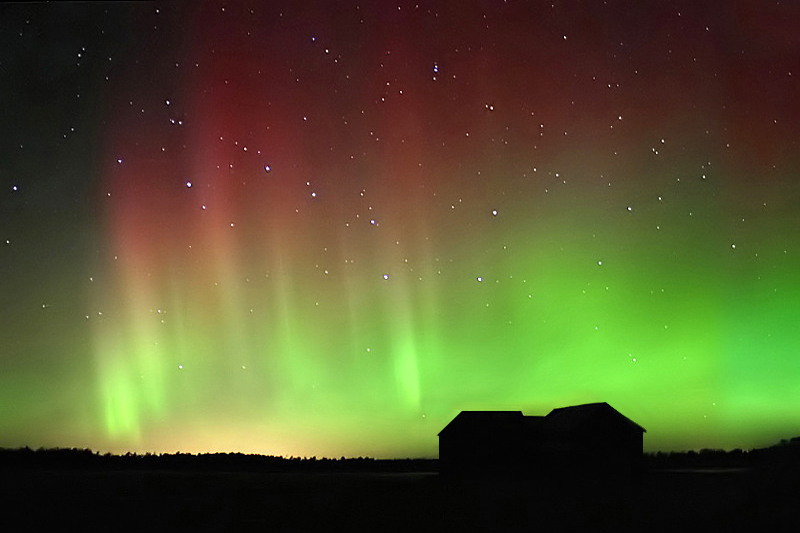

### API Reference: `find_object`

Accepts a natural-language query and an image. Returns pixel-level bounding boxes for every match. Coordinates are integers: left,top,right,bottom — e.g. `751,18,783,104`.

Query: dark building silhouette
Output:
438,402,646,480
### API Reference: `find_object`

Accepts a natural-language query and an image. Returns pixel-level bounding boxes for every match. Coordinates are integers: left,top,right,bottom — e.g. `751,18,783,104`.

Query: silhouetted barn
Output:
438,402,645,480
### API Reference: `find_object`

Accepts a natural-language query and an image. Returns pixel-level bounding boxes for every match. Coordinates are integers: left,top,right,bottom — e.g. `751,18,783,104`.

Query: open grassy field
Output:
3,467,798,532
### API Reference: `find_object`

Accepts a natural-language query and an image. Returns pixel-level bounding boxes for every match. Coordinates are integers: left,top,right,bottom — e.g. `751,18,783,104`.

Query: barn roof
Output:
437,411,524,436
439,402,646,437
545,402,646,433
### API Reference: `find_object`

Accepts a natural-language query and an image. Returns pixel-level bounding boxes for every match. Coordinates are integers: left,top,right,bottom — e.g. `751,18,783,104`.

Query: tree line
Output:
0,447,438,473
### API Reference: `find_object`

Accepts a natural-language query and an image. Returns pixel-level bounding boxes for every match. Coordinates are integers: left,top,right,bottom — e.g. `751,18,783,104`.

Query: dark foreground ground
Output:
3,466,799,532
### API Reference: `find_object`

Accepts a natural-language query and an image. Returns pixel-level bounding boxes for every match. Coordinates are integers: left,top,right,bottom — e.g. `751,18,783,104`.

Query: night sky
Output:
2,1,800,458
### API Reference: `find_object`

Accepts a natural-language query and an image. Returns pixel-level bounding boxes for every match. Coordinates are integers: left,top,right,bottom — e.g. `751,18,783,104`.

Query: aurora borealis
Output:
2,1,800,458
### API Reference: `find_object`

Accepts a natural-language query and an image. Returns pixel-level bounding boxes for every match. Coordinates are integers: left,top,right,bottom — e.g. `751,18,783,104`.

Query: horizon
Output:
4,404,798,459
2,1,800,459
6,431,800,459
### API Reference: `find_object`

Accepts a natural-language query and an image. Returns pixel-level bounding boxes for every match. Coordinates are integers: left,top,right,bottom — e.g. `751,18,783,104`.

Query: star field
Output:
1,1,800,457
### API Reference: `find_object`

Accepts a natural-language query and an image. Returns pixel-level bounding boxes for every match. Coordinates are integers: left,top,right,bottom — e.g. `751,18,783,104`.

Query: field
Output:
3,467,799,531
